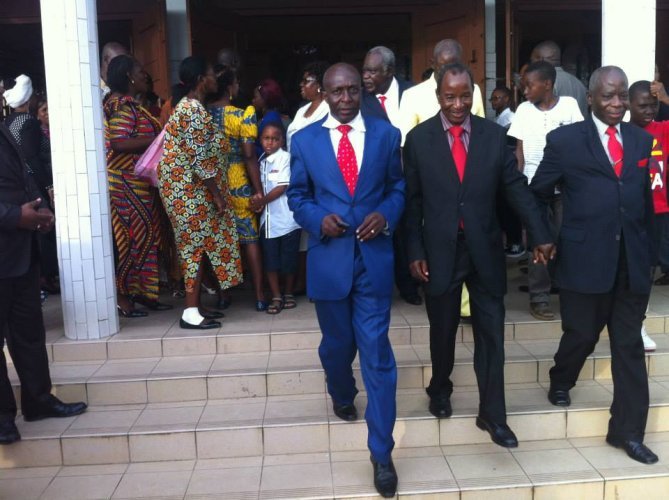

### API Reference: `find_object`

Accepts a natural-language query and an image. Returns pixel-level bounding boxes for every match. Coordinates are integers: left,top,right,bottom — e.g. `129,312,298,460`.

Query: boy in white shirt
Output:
508,60,583,321
252,122,301,314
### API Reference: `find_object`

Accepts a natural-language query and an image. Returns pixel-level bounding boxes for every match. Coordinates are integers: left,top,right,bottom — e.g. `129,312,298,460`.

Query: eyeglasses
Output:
300,77,317,85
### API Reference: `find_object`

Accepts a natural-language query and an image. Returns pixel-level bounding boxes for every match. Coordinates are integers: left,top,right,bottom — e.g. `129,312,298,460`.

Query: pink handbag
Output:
134,128,165,187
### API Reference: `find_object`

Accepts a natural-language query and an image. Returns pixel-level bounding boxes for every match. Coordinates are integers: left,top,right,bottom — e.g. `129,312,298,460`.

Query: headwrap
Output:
4,74,33,109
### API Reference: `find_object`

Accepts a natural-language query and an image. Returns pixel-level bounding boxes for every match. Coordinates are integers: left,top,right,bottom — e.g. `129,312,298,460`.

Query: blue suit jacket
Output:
287,115,405,300
530,118,655,295
360,78,413,122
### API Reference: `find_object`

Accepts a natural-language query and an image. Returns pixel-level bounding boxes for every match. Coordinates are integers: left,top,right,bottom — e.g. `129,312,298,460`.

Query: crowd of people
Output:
2,35,669,497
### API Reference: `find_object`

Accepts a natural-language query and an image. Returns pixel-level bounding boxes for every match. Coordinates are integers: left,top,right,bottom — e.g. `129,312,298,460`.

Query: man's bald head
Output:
323,63,362,124
432,39,463,70
530,40,561,67
323,63,361,88
589,65,627,93
101,42,129,82
217,48,241,71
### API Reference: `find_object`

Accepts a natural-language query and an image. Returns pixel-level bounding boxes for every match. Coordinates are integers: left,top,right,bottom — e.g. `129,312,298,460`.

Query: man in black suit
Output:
531,66,659,464
0,123,87,445
403,63,554,447
360,46,420,305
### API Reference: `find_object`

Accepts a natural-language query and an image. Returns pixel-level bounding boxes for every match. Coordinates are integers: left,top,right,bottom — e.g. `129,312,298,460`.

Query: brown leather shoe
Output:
530,302,555,321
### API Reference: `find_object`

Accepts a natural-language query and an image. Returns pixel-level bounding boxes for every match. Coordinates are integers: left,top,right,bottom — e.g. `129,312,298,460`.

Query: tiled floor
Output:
2,433,669,499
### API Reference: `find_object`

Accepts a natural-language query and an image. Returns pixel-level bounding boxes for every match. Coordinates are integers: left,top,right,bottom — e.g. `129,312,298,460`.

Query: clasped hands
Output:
18,198,55,233
321,212,385,242
409,243,556,282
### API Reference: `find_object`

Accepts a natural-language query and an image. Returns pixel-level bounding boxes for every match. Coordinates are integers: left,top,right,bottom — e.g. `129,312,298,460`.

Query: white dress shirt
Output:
591,112,623,164
286,100,329,151
376,77,401,128
322,111,366,170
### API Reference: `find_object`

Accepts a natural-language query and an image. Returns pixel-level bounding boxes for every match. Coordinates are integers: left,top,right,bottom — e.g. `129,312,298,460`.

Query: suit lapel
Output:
354,117,379,200
427,115,461,187
315,124,352,200
585,118,618,179
619,122,637,178
461,116,484,190
0,124,27,182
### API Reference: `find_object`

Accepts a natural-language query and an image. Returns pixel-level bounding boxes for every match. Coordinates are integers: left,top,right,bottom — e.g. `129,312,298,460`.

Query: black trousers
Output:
550,246,649,441
393,214,419,297
0,261,52,421
424,237,507,422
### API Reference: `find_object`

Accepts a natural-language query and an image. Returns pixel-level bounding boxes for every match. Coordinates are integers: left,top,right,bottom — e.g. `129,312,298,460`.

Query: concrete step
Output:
3,382,669,469
2,437,669,499
11,336,669,406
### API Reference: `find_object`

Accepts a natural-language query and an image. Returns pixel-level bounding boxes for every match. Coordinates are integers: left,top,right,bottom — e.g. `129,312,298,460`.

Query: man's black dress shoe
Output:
23,394,87,422
201,310,225,320
179,318,221,330
370,456,398,498
131,295,174,311
606,436,659,464
0,420,21,444
548,387,571,407
400,293,422,306
333,401,358,421
428,395,452,418
476,416,518,448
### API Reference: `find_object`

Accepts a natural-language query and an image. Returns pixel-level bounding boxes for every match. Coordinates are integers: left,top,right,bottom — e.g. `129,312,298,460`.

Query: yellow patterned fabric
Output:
158,97,243,292
209,105,259,244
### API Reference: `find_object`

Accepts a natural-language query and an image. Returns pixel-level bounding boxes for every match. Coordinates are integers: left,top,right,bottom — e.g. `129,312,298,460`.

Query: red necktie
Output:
378,95,387,113
606,126,623,177
449,125,467,182
336,124,358,196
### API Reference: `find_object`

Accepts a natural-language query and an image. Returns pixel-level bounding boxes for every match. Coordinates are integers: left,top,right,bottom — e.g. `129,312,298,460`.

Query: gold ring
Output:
371,229,375,234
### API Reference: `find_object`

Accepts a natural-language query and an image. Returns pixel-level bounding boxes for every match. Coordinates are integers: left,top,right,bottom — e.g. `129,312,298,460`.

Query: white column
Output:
602,0,656,84
40,0,119,340
484,0,496,118
166,0,191,83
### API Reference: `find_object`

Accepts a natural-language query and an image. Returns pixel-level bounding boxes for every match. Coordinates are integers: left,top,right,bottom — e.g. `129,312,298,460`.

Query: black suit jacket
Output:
0,123,42,279
404,114,551,297
530,118,655,295
360,77,412,121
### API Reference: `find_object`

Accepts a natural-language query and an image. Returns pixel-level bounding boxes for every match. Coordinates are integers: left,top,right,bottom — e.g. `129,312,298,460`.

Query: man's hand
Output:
321,214,348,238
17,199,54,232
356,212,386,242
250,193,264,213
409,260,430,282
532,243,556,265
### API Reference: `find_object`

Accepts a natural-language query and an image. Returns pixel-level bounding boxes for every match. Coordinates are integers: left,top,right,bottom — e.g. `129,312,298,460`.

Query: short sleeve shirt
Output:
259,148,300,238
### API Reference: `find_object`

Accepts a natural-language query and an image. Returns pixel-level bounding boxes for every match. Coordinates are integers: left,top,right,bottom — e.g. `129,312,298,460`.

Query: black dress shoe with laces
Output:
428,395,452,418
476,416,518,448
180,318,221,330
606,436,659,464
23,394,87,422
370,456,398,498
548,387,571,407
333,401,358,421
0,420,21,445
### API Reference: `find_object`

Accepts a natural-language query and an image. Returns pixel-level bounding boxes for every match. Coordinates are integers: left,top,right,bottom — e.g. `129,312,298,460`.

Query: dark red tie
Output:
336,124,358,195
378,95,387,113
606,126,623,177
449,125,467,182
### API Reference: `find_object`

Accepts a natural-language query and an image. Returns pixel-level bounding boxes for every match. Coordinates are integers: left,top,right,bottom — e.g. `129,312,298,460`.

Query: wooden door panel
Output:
132,0,169,99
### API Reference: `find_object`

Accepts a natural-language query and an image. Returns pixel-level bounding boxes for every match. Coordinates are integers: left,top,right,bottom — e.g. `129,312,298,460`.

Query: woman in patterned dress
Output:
104,55,172,317
159,57,243,329
208,67,267,311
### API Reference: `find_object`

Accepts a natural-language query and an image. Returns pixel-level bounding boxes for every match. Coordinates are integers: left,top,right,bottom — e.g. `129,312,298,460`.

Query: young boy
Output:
629,80,669,352
508,60,583,321
252,122,301,314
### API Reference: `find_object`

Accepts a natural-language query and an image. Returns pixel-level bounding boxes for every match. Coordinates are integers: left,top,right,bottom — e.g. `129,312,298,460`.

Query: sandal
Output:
266,297,284,315
283,294,297,309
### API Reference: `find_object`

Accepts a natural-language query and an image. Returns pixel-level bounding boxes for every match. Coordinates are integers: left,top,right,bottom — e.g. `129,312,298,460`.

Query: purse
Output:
134,127,165,187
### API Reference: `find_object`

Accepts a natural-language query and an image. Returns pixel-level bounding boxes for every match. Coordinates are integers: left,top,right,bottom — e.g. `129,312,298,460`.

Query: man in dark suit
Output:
0,123,87,445
360,46,420,306
531,66,659,464
403,63,553,448
288,63,405,497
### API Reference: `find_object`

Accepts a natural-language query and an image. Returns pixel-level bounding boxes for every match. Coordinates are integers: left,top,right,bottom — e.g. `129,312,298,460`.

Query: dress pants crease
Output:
315,246,397,464
425,238,507,423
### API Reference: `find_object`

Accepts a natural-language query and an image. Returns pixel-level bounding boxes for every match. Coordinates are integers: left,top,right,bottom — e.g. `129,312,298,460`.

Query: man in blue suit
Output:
288,63,405,498
531,66,659,464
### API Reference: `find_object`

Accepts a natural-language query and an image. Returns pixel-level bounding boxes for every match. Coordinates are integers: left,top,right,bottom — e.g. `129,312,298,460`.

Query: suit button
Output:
616,234,621,241
620,207,625,213
459,202,464,206
619,181,624,186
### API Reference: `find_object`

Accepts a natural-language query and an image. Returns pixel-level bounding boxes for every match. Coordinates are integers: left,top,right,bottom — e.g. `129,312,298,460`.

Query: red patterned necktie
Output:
336,124,358,195
378,95,387,113
606,126,623,177
449,125,467,182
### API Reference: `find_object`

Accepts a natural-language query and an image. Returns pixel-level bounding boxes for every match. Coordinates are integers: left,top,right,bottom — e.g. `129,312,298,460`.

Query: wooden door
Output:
131,0,169,98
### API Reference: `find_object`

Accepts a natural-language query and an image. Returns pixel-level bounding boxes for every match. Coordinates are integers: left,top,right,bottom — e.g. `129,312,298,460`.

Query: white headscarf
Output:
4,74,33,109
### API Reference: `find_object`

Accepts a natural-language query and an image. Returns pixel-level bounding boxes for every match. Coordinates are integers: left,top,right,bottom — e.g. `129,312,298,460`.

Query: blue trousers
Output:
314,250,397,464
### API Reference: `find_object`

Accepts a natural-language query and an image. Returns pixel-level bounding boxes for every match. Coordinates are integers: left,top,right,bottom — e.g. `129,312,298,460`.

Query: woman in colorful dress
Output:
208,67,266,311
104,55,172,317
159,57,243,329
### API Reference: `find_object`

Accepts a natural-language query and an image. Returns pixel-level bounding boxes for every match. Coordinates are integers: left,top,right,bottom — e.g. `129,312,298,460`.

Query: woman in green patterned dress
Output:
158,57,243,329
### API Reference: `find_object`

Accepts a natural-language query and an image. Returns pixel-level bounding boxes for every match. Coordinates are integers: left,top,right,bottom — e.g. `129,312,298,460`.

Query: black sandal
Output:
283,294,297,309
266,297,284,315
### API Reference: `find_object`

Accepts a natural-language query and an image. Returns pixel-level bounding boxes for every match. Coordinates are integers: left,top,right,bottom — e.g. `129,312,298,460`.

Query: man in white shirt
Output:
508,60,583,321
360,46,420,306
490,86,515,129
